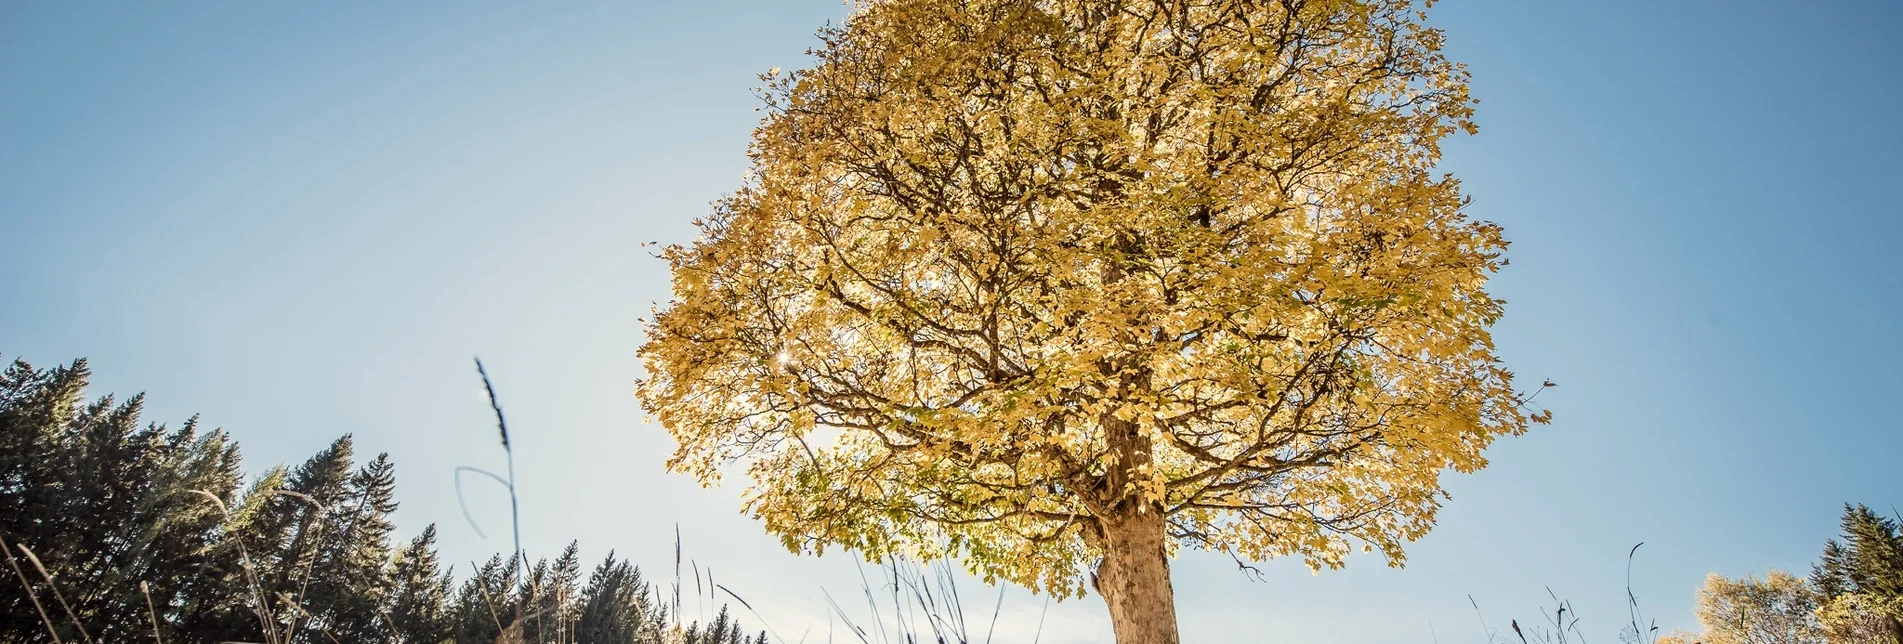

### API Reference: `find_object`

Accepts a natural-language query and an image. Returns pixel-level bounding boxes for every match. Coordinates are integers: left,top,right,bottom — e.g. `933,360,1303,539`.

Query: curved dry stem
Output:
0,535,64,644
186,488,277,643
18,544,95,644
268,490,329,644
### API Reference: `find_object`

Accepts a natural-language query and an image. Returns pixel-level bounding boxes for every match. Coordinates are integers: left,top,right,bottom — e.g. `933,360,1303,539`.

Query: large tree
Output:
304,451,403,642
0,357,243,644
573,553,667,644
1680,570,1826,644
635,0,1545,641
1813,504,1903,644
385,526,453,644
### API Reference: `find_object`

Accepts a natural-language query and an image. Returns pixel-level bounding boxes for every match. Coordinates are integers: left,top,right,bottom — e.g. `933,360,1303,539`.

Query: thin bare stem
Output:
141,581,165,644
718,584,788,644
473,561,507,636
185,489,278,643
1030,595,1049,644
983,584,1005,644
522,556,543,644
271,490,329,644
474,358,523,574
1,535,64,644
18,544,95,644
378,609,401,643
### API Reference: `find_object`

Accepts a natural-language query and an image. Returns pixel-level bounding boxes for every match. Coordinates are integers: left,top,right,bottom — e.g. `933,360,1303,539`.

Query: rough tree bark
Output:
1092,365,1181,644
1094,506,1181,644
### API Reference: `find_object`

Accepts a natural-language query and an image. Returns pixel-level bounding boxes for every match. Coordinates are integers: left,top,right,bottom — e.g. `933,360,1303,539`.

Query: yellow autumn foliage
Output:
637,0,1542,599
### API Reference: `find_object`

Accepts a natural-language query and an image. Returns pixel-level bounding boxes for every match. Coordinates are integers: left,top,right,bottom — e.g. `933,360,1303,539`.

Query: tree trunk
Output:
1094,507,1180,644
1091,226,1177,643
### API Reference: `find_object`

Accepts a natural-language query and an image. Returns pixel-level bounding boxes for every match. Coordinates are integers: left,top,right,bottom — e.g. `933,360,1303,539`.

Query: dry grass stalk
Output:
18,543,95,644
1,535,64,644
141,581,165,644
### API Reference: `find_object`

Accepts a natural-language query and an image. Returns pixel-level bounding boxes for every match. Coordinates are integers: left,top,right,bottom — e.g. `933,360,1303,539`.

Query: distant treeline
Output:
1653,503,1903,644
0,355,764,644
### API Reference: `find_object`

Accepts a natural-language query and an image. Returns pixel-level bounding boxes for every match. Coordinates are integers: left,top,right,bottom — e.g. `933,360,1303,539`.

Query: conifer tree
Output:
177,436,360,642
449,553,521,644
575,553,666,644
0,357,243,643
306,452,402,641
517,556,555,643
3,354,767,644
267,437,358,640
514,543,583,644
1815,505,1903,598
95,418,244,643
386,525,453,644
1813,504,1903,643
539,542,585,642
683,605,768,644
176,464,300,641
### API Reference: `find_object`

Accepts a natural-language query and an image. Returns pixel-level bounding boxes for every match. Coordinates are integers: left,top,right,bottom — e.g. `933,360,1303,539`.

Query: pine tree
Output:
0,357,243,644
304,452,402,641
516,544,583,644
177,464,291,641
1814,505,1903,599
102,418,245,643
1812,504,1903,643
386,526,452,644
274,436,358,641
449,553,521,644
0,357,110,643
197,436,357,643
3,354,775,644
575,553,666,644
683,605,767,644
1818,539,1853,599
538,542,585,643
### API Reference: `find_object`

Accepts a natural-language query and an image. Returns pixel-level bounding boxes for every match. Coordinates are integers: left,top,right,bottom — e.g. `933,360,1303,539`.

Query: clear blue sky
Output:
3,1,1899,641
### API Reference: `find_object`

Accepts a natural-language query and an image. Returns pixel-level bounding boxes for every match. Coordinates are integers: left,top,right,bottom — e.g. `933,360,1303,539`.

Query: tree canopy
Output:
637,1,1545,631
